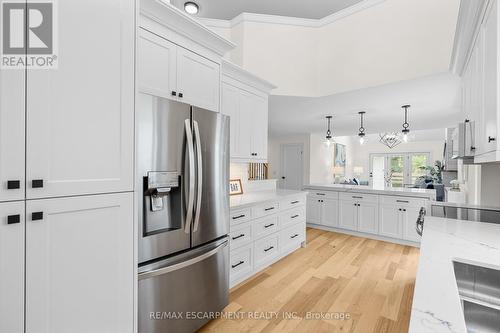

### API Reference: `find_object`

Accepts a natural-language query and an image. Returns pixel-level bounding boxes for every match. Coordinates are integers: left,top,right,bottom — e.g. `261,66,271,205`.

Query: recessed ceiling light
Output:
184,1,199,15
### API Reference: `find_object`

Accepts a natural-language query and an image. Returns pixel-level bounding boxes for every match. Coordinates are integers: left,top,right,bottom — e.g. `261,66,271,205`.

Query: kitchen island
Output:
303,184,436,245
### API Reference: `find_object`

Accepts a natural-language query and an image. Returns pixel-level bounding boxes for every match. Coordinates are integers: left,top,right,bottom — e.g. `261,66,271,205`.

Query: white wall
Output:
268,134,310,187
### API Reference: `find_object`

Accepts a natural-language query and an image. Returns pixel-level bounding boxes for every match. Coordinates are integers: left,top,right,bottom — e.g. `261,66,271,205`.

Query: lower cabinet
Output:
338,199,358,231
306,193,339,228
379,204,403,238
402,206,422,242
357,201,379,234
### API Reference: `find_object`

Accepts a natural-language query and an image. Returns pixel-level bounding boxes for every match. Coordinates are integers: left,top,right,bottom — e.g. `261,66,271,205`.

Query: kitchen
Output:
0,0,499,333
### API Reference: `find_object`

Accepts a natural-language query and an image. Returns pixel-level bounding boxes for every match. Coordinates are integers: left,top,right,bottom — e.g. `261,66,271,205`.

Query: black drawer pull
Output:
316,193,325,196
291,214,299,219
396,200,409,203
232,214,246,220
231,261,244,269
178,92,184,98
32,179,43,188
232,234,245,240
291,200,300,204
264,246,274,252
31,212,43,221
171,91,177,96
352,196,363,199
264,207,275,211
291,234,299,239
7,180,20,189
264,223,274,228
7,214,21,224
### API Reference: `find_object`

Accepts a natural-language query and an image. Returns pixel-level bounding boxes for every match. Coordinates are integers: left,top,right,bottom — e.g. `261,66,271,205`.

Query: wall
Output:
480,164,500,207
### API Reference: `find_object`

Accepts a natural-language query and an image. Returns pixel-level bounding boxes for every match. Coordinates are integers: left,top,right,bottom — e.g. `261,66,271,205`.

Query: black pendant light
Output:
401,105,410,142
324,115,333,147
358,111,366,145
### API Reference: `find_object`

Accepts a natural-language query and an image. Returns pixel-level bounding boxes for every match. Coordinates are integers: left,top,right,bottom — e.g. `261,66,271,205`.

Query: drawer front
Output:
309,190,339,199
254,234,279,267
230,222,253,249
280,195,306,211
280,222,305,252
252,201,280,219
230,244,253,281
379,195,426,207
339,192,378,203
252,215,279,240
280,206,306,227
230,208,252,226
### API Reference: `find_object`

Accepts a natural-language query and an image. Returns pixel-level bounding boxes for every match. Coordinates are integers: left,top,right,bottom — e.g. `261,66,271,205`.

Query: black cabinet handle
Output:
31,212,43,221
316,193,325,196
291,214,299,219
264,246,274,252
264,207,275,211
178,92,183,98
232,234,245,240
232,214,246,220
396,200,409,203
7,214,21,224
403,209,406,212
291,200,299,204
398,208,402,211
7,180,20,189
291,234,299,239
232,261,244,269
171,91,177,96
264,223,275,228
352,196,363,199
32,179,43,188
488,136,496,143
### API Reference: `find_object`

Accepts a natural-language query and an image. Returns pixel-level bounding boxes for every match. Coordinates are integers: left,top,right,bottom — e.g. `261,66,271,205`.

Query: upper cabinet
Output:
221,60,275,162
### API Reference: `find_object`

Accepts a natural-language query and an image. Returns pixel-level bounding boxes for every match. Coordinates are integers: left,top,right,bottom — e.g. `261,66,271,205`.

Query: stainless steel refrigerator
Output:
136,93,230,333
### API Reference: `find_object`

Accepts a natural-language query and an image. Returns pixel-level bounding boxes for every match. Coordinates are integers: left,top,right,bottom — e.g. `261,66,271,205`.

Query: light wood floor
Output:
199,228,420,333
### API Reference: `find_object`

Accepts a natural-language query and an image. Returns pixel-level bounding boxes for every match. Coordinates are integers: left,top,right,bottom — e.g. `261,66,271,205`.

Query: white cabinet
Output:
339,199,358,231
138,28,220,112
379,196,425,241
0,201,24,333
306,195,338,228
358,201,379,234
26,0,135,199
402,206,422,242
379,204,403,239
0,65,25,202
26,193,134,333
306,196,322,224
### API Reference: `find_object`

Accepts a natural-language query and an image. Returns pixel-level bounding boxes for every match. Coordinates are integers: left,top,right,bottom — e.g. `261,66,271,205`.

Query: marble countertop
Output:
409,216,500,332
303,183,436,199
230,189,306,209
430,200,500,212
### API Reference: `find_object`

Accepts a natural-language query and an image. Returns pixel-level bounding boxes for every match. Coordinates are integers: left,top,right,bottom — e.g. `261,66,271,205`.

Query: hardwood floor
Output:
199,228,420,333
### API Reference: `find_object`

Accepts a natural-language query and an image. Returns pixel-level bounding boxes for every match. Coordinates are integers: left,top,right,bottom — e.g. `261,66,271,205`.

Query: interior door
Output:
26,0,134,199
26,193,134,333
191,108,230,247
339,199,357,231
0,201,24,333
280,144,303,190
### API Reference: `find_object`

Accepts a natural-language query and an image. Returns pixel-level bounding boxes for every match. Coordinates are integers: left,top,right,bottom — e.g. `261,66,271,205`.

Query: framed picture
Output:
229,179,243,195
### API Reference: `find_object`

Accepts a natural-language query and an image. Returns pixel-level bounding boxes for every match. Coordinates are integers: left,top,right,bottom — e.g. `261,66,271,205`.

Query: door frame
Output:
369,152,432,187
280,143,304,190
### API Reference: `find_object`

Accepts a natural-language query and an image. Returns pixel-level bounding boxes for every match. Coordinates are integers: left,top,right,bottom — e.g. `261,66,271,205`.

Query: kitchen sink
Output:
453,260,500,333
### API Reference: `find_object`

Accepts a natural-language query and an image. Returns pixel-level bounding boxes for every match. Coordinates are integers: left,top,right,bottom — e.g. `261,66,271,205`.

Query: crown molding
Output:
221,60,277,93
198,0,386,29
450,0,491,76
140,0,235,56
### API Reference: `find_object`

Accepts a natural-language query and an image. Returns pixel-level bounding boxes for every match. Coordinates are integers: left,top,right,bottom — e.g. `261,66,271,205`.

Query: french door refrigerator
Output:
137,93,230,333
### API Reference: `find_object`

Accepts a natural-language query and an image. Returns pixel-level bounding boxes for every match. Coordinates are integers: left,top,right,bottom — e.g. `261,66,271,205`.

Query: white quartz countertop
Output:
230,189,306,209
304,183,436,199
409,216,500,332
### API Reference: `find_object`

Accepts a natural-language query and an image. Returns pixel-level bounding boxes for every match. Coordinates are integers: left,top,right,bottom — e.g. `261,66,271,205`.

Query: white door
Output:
26,0,135,199
251,95,268,160
321,198,339,228
26,193,134,333
306,196,321,224
237,91,254,159
379,204,402,238
280,144,303,190
0,62,25,202
0,201,24,333
176,47,220,112
402,206,422,242
339,199,358,231
137,28,177,99
358,201,379,234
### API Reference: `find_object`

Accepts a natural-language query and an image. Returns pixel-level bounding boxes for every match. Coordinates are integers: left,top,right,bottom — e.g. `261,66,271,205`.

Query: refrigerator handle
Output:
184,119,195,233
193,120,203,232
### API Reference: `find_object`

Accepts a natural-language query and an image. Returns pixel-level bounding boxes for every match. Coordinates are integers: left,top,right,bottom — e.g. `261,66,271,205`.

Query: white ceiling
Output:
269,72,462,137
170,0,365,20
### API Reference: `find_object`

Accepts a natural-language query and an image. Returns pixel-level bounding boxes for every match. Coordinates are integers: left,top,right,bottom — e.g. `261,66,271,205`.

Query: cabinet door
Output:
137,28,177,99
0,64,25,202
379,204,402,238
0,201,24,333
221,82,241,157
339,199,358,231
306,196,321,224
26,0,134,199
358,201,379,234
26,193,134,333
176,47,220,112
237,91,254,158
321,198,339,228
251,95,269,160
402,206,422,242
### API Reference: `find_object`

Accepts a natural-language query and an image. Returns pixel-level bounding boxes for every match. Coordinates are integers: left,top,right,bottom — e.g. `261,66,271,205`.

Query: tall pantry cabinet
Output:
0,0,135,332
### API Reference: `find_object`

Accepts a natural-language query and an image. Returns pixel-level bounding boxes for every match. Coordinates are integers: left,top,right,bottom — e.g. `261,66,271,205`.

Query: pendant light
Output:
324,115,334,147
401,105,410,142
358,111,366,145
379,132,403,149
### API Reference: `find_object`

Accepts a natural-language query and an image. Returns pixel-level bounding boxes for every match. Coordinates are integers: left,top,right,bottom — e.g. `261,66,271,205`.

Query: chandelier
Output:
379,132,403,149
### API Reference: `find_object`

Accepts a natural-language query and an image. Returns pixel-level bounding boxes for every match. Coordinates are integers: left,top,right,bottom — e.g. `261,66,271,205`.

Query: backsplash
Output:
230,163,276,193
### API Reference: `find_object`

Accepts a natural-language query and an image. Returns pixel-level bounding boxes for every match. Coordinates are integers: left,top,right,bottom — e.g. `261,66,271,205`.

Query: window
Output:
369,153,431,187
